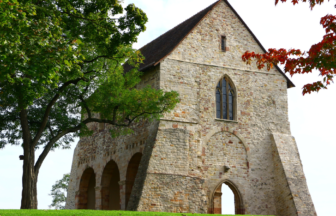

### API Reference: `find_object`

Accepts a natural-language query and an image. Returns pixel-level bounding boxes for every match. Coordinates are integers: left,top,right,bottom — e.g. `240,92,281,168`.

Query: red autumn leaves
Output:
242,0,335,95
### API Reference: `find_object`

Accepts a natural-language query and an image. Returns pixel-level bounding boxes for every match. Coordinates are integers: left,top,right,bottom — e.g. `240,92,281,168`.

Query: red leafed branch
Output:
275,0,327,9
242,13,336,95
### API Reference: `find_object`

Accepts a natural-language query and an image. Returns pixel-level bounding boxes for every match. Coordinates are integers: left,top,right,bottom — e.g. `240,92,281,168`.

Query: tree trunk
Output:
20,109,38,209
20,142,38,209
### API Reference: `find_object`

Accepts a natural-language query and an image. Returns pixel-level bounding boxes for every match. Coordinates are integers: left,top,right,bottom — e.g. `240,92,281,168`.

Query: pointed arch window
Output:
216,77,235,120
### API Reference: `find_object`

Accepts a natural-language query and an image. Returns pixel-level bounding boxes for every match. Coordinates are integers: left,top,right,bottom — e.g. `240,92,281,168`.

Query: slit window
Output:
216,76,235,120
221,36,226,51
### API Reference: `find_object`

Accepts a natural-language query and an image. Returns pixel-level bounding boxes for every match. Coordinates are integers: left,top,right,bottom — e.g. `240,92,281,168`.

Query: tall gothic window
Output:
216,76,235,120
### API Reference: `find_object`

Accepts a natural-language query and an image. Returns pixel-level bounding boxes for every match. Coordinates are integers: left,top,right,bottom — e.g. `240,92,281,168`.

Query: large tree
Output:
242,0,335,95
0,0,179,209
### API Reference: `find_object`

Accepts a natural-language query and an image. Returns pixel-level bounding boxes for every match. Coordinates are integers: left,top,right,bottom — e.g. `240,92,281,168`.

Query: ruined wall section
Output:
271,133,317,216
126,121,160,211
65,65,161,210
133,1,300,215
65,145,79,209
134,122,208,213
67,1,316,215
158,59,288,214
271,134,298,216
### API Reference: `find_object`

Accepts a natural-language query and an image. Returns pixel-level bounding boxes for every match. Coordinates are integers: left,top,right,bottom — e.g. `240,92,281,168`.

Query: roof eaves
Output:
140,61,156,71
153,0,222,66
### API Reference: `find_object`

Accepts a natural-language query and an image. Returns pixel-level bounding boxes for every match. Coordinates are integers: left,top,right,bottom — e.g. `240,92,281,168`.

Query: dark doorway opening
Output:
125,153,142,209
101,160,120,210
77,168,96,209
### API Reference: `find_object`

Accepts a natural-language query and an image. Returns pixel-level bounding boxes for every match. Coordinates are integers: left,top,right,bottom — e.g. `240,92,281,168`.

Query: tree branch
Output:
34,124,82,174
31,77,89,147
79,94,91,119
47,123,55,139
33,104,168,174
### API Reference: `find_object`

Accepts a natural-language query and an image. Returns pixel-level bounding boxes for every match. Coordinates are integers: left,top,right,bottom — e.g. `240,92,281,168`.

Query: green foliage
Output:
0,0,147,108
49,174,70,210
0,0,179,150
0,210,267,216
0,0,178,208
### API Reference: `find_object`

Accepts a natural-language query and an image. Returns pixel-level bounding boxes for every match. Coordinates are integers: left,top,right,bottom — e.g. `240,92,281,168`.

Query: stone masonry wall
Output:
129,128,208,213
133,1,315,215
65,145,79,209
271,133,317,216
65,65,161,210
66,1,316,215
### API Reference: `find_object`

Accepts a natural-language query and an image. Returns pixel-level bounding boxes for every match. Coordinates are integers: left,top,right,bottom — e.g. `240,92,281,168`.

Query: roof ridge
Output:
137,1,219,53
124,0,294,88
123,0,219,72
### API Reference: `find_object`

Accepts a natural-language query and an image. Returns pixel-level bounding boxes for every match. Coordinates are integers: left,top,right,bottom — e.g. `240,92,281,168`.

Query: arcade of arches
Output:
75,153,243,214
75,153,142,210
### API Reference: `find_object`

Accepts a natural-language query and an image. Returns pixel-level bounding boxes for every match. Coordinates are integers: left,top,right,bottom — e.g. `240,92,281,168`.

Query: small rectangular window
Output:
221,36,226,51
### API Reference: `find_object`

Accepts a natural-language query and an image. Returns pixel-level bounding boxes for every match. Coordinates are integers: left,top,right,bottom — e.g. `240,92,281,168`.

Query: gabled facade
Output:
66,1,316,215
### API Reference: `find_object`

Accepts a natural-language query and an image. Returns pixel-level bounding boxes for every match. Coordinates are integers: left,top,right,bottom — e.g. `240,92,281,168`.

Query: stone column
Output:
95,186,102,210
118,180,127,210
213,185,222,214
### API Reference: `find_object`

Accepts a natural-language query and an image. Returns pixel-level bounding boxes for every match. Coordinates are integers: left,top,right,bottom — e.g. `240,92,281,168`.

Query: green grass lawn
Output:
0,210,272,216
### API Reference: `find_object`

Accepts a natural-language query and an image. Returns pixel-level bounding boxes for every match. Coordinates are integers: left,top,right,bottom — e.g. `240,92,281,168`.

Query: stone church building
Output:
65,0,316,215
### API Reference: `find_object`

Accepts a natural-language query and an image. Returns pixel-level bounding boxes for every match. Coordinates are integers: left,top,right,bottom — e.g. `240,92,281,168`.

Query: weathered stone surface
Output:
271,133,317,216
66,1,316,215
135,174,207,213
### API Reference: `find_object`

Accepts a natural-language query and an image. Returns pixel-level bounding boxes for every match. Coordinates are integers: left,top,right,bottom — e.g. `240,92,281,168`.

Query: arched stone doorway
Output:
211,180,245,214
76,167,96,209
125,153,142,209
101,160,120,210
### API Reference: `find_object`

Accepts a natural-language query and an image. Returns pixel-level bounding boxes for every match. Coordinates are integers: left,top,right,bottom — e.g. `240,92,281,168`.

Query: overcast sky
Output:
0,0,335,215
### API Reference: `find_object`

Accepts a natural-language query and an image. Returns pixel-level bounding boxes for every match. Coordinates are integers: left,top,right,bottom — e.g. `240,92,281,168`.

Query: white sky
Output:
0,0,335,215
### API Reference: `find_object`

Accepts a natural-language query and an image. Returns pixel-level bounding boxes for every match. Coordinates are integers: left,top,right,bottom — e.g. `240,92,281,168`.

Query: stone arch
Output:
209,179,245,214
204,130,249,170
76,167,96,209
214,74,238,120
215,74,237,92
125,152,142,209
101,160,120,210
202,128,250,165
